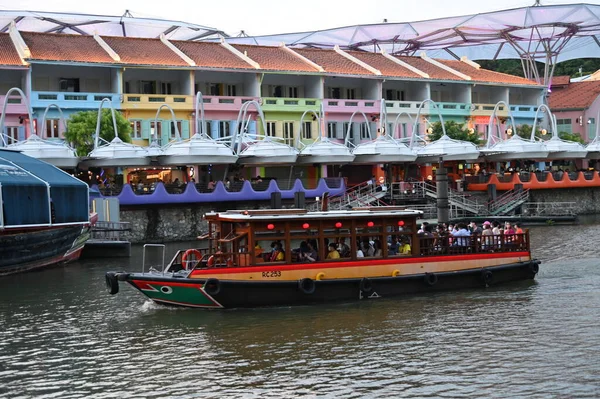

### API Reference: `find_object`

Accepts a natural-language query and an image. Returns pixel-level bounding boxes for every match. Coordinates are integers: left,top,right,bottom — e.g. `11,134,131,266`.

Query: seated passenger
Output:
337,237,350,257
388,237,398,256
373,239,383,257
270,243,285,262
399,237,411,255
302,241,318,262
207,247,224,267
326,243,340,260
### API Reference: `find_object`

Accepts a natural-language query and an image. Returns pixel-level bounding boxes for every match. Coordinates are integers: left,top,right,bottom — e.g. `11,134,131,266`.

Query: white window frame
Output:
130,120,142,139
327,122,338,139
170,121,182,139
266,121,276,137
5,126,19,144
302,121,312,140
151,121,162,139
283,121,294,145
219,121,231,139
45,119,61,138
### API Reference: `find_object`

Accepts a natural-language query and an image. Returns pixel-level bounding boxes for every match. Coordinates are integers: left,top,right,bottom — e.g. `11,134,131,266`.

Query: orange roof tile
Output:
102,36,187,66
0,33,23,66
294,48,374,75
345,51,421,78
438,60,538,86
393,56,462,81
21,32,114,64
232,44,318,72
173,41,255,70
549,81,600,110
550,75,570,86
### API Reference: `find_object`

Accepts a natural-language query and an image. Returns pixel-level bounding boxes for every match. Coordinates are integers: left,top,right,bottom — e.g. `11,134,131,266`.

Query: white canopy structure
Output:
225,3,600,84
85,99,151,167
160,134,238,165
482,102,550,161
6,135,79,168
297,137,355,165
542,114,588,159
352,135,417,164
232,100,298,166
415,135,480,163
0,88,79,168
295,108,355,165
0,10,225,40
154,99,237,166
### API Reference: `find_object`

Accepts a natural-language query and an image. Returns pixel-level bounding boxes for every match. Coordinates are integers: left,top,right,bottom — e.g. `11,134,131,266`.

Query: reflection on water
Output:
0,224,599,398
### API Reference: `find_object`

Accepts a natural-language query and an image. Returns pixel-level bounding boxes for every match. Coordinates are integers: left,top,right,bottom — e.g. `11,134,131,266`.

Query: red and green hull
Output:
108,256,540,309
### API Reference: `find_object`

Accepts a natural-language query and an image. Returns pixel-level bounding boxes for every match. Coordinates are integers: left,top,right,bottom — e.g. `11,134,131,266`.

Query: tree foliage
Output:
65,109,132,156
476,58,600,79
558,131,584,143
427,120,482,145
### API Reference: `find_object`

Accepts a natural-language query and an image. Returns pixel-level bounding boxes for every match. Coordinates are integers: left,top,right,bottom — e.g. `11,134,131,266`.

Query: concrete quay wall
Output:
528,187,600,214
118,188,600,243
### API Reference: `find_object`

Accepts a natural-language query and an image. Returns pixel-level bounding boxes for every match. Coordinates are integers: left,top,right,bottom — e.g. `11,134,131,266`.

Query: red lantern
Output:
335,222,342,229
267,223,275,230
367,221,374,227
302,223,310,229
398,220,405,226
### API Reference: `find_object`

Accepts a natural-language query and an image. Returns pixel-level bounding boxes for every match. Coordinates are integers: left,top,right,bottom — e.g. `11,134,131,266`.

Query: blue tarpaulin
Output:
0,149,88,226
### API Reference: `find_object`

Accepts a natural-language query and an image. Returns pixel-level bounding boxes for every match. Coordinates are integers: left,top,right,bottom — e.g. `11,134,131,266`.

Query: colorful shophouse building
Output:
0,26,544,185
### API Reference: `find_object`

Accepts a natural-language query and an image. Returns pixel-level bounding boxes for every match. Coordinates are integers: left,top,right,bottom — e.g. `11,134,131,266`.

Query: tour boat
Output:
106,207,540,308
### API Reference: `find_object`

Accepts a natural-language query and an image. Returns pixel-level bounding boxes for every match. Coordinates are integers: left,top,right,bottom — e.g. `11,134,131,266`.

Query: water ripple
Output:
0,227,599,398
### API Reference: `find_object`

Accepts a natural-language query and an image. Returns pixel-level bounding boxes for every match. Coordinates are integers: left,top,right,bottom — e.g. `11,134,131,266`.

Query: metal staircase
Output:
308,181,388,211
488,189,530,216
421,182,485,215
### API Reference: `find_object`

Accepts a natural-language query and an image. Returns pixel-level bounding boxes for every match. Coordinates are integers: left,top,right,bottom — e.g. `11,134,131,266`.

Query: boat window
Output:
386,219,415,257
322,220,351,260
355,219,384,258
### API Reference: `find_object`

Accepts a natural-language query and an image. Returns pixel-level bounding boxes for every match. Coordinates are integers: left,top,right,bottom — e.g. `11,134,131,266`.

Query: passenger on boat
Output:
388,237,399,255
337,237,350,258
373,239,383,257
207,179,216,191
326,243,340,259
452,223,471,247
399,237,411,255
469,221,482,235
504,222,516,245
270,242,285,262
514,222,524,242
481,221,494,250
302,241,318,262
254,243,263,258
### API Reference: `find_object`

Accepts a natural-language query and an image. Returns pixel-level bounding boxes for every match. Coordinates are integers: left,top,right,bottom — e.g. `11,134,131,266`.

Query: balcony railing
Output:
31,92,121,109
384,101,423,112
260,97,320,111
509,104,538,118
0,95,27,114
324,99,379,114
201,95,259,111
471,103,509,116
122,94,193,110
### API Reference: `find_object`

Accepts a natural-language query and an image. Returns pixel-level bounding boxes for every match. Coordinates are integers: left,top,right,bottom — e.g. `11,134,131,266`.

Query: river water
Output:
1,221,599,398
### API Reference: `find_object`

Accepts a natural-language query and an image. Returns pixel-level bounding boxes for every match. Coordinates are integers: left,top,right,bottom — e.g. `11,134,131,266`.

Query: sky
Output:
1,0,597,37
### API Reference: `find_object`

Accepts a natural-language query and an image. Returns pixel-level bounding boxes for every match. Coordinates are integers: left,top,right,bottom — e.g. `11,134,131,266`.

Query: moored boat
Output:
106,207,540,308
0,148,92,275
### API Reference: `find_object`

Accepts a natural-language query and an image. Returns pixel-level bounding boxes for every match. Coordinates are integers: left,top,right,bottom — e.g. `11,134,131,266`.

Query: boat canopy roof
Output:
0,149,88,227
205,207,423,222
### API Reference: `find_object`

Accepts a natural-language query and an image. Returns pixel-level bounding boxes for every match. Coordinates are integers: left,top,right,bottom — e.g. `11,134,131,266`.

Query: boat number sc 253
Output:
262,271,281,278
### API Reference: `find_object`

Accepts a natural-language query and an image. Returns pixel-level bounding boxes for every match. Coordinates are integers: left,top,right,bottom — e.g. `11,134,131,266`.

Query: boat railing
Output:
418,232,530,256
142,244,166,274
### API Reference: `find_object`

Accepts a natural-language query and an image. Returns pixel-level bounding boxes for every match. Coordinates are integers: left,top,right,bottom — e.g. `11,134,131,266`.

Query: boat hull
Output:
0,225,90,275
112,259,540,309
